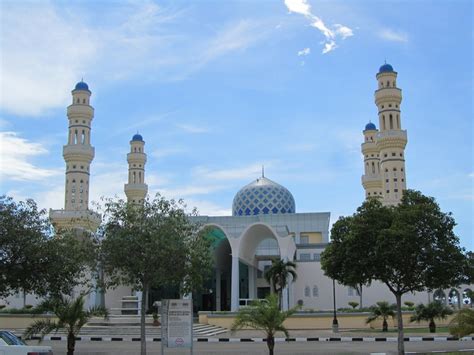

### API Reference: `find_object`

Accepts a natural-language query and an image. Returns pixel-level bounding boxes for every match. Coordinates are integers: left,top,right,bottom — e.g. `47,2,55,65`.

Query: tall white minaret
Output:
361,122,383,199
124,133,148,204
373,63,407,205
50,81,100,232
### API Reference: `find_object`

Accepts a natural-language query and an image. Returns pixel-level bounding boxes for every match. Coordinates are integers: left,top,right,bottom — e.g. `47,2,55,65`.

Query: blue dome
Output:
132,133,143,141
379,63,394,73
232,176,296,216
365,122,376,131
74,81,89,91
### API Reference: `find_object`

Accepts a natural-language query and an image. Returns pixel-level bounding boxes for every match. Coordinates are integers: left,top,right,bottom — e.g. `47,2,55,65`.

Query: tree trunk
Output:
67,331,75,355
359,284,363,309
382,318,388,332
429,319,436,333
266,335,275,355
395,293,405,355
140,285,147,355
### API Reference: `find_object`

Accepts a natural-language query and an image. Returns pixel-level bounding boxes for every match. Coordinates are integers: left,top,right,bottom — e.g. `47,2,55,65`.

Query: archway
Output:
433,289,446,304
195,225,232,312
448,288,461,309
463,288,472,307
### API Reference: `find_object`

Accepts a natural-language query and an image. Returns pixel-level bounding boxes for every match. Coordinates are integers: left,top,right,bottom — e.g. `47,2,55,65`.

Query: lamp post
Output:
332,279,339,333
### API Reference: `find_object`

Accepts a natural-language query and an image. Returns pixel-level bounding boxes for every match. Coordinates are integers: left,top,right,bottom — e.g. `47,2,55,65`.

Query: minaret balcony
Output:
376,130,407,149
127,152,147,163
124,183,148,193
67,105,94,118
63,145,95,161
361,142,379,154
49,209,101,232
361,175,382,188
374,88,402,103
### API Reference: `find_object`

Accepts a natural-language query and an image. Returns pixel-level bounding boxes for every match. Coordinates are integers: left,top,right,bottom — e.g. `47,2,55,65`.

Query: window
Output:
300,235,309,244
304,286,310,297
313,254,320,261
394,189,398,192
386,190,389,193
389,104,392,107
385,179,389,183
401,178,405,182
393,168,397,171
389,114,393,129
392,152,396,156
371,162,375,174
82,98,86,104
300,253,311,261
312,285,319,297
368,192,370,196
381,105,384,109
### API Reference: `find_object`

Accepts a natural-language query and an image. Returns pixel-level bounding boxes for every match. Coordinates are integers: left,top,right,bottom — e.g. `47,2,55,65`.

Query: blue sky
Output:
0,0,472,250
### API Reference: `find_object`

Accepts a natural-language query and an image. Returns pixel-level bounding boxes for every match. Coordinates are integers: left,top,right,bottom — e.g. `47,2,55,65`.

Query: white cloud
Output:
378,29,408,43
185,199,231,216
193,163,270,181
334,24,354,39
1,3,270,116
158,184,227,198
284,0,354,54
151,147,187,159
175,123,209,134
297,47,311,56
0,132,61,181
469,172,474,178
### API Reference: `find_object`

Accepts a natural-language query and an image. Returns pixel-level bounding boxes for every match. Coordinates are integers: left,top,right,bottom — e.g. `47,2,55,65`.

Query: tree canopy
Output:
0,195,97,298
100,194,213,355
321,190,468,355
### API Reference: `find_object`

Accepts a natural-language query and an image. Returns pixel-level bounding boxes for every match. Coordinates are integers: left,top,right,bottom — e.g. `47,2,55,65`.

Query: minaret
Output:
374,63,407,205
361,122,383,199
124,133,148,204
50,81,101,232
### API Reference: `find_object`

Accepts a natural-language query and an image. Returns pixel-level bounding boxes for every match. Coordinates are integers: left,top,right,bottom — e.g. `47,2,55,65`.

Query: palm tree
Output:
264,259,297,309
366,301,396,332
23,295,108,355
231,294,298,355
449,308,474,337
410,301,453,333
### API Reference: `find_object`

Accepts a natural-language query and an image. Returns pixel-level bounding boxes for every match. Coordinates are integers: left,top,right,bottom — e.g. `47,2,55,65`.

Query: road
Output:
38,339,474,354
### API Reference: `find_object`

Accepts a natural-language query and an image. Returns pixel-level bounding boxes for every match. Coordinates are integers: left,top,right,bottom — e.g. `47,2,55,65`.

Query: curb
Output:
29,336,474,343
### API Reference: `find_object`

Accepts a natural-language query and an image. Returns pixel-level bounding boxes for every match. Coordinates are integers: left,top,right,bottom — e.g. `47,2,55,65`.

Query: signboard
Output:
161,299,193,352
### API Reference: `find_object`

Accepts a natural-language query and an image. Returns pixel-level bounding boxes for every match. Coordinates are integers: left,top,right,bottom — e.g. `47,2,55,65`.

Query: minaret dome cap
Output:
132,133,143,141
74,81,90,91
379,63,394,73
365,122,377,131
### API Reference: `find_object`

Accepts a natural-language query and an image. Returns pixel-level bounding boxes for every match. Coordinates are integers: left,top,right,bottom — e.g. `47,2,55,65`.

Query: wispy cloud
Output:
378,28,408,43
0,132,61,181
297,47,311,56
284,0,354,54
193,163,270,181
175,123,210,134
112,111,178,136
151,147,188,159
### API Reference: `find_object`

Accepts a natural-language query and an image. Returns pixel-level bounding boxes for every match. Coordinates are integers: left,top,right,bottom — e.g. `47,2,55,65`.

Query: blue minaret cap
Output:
365,122,377,131
132,133,143,141
379,63,394,73
74,81,89,91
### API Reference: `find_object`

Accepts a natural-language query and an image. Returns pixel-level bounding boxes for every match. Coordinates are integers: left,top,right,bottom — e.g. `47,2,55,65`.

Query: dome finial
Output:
262,165,265,178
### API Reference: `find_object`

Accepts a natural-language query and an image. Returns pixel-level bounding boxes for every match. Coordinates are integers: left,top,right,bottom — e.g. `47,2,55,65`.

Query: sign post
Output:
160,299,193,354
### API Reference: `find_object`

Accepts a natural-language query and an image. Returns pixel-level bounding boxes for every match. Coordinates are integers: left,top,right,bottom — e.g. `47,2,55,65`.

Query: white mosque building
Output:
3,64,471,313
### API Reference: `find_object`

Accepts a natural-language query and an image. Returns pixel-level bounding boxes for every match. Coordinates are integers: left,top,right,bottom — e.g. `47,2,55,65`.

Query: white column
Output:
216,269,221,311
288,279,294,309
135,290,143,315
248,266,256,299
231,256,239,311
282,285,289,311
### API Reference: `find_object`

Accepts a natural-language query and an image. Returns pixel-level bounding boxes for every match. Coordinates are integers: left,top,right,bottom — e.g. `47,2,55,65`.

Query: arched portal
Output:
463,288,472,306
433,289,446,304
448,288,461,308
195,224,233,312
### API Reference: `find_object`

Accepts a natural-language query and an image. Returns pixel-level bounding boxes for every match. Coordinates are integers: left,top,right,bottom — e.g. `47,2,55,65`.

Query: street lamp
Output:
332,279,339,333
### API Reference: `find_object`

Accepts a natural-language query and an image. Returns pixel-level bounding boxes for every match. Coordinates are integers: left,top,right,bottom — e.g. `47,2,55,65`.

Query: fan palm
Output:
366,301,396,332
231,294,298,355
449,308,474,337
23,295,108,355
264,259,297,309
410,301,453,333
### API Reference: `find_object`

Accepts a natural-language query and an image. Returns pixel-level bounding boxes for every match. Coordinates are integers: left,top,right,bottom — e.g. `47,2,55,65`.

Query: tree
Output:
348,301,359,309
410,301,453,333
264,259,297,309
23,295,108,355
100,194,213,355
366,301,396,332
231,294,298,355
0,196,98,299
449,308,474,337
321,190,468,355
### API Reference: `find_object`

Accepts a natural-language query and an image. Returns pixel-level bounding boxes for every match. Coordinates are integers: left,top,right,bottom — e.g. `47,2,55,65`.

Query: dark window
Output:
386,190,390,193
394,178,398,182
384,154,388,157
386,179,389,183
393,168,397,171
392,152,396,156
394,189,398,192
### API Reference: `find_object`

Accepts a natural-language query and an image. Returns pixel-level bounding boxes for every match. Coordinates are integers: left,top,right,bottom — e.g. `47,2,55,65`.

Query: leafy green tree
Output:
23,295,108,355
410,301,453,333
404,301,415,310
0,196,97,298
366,301,396,332
449,308,474,337
100,194,213,355
321,190,468,355
231,294,298,355
264,259,297,309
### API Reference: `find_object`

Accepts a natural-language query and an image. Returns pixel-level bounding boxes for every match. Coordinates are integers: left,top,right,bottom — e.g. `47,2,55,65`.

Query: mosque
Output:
4,64,470,313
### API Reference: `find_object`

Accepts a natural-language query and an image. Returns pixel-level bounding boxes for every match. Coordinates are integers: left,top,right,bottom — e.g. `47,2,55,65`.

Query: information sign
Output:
161,299,193,352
